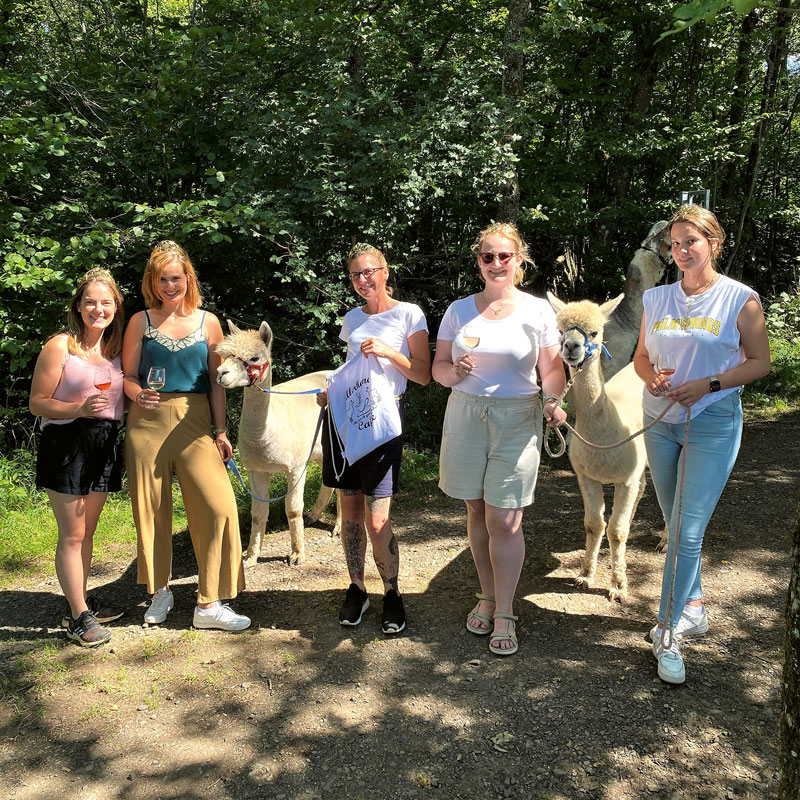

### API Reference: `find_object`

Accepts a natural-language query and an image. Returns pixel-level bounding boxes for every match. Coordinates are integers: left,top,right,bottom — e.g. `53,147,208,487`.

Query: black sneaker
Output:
65,611,112,648
61,595,124,628
381,589,406,634
339,583,369,626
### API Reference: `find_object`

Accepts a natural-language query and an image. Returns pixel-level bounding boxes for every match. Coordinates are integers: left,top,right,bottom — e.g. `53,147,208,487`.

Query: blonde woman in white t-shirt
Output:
318,244,431,635
432,222,567,657
633,205,770,685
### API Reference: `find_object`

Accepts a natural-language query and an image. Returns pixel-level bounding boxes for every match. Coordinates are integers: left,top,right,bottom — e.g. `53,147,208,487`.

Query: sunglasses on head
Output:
479,251,516,265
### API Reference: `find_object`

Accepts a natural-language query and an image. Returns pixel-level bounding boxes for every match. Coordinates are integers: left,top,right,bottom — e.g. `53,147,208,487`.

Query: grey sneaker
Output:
144,588,174,624
657,637,686,684
649,605,708,647
193,602,251,632
65,611,112,648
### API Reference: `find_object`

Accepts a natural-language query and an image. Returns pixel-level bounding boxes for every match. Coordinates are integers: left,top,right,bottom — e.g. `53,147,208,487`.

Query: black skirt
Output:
35,418,124,496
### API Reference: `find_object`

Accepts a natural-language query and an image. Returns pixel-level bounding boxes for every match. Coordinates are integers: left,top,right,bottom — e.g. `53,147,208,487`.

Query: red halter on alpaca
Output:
241,359,269,385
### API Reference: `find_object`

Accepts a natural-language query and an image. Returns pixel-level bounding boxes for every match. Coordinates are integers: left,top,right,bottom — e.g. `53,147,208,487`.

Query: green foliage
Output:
1,0,799,451
746,292,800,413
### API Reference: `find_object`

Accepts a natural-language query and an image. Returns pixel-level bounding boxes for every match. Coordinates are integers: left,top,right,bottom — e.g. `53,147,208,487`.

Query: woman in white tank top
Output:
633,205,770,685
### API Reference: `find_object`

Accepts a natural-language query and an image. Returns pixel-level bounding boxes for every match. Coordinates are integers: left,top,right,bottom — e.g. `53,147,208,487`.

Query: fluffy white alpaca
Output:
548,293,662,601
216,320,339,566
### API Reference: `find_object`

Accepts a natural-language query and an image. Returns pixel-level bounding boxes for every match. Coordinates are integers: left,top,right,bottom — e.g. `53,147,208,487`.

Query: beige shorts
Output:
438,390,543,508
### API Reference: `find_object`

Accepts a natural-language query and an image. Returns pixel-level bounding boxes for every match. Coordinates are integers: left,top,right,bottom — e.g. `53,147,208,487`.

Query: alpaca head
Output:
216,320,273,388
547,293,624,369
631,220,671,286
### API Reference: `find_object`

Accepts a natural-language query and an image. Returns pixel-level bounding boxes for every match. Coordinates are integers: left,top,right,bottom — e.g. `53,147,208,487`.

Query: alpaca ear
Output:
227,319,242,335
259,321,273,348
599,294,625,319
547,291,566,314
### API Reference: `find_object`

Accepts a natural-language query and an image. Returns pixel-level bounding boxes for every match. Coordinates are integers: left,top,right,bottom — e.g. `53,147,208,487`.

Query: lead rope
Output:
661,415,691,651
226,408,325,504
541,354,692,649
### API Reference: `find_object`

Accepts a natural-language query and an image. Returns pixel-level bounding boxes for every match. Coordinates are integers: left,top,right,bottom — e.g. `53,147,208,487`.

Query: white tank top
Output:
642,275,759,422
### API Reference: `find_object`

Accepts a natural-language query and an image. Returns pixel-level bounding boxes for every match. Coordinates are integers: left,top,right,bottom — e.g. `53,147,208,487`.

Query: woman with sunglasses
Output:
432,222,566,656
318,243,430,634
633,205,769,684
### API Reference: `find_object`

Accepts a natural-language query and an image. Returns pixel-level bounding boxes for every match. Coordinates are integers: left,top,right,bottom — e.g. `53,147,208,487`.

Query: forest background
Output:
2,0,800,796
1,0,799,452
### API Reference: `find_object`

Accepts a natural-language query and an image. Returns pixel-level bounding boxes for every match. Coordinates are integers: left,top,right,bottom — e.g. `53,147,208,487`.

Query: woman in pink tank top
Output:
29,269,126,648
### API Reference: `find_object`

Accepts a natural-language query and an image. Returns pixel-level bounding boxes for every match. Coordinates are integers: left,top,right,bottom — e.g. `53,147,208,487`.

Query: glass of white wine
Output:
461,326,480,357
147,367,166,391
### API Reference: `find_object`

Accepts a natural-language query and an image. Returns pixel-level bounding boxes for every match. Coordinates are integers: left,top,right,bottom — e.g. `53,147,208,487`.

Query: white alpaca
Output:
602,221,671,380
216,320,338,566
548,293,660,602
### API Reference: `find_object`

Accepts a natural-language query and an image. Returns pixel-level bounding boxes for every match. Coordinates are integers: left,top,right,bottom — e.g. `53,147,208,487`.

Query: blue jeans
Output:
644,392,743,626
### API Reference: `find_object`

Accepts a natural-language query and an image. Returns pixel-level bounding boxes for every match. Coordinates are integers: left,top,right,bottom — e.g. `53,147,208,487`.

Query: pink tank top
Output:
42,350,124,427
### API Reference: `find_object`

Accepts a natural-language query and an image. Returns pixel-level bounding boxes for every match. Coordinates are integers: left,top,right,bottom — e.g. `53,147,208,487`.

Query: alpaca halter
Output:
235,357,270,385
643,244,672,269
561,326,612,368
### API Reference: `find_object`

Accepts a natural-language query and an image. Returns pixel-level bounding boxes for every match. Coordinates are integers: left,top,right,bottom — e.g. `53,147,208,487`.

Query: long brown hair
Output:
64,268,125,359
142,240,203,312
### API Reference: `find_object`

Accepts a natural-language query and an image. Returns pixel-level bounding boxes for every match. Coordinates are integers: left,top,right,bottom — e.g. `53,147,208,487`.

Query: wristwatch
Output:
709,376,721,393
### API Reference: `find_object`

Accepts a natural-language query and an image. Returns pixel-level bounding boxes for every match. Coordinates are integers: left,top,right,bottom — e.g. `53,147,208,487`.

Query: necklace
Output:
681,271,719,297
482,291,517,316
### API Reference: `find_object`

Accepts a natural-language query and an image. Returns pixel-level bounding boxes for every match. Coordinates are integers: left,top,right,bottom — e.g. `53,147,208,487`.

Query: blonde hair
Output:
669,205,726,266
471,222,535,286
142,240,203,311
64,268,125,359
347,243,393,297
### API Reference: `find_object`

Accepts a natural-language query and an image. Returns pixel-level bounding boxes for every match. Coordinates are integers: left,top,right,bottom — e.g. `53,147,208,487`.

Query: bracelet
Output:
543,393,562,407
214,429,227,437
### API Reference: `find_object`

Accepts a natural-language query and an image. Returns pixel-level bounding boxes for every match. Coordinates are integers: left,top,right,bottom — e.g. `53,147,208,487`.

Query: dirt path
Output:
1,411,798,800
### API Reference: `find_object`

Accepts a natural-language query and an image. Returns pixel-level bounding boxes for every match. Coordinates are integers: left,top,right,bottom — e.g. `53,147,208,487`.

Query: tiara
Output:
82,267,115,283
153,240,183,254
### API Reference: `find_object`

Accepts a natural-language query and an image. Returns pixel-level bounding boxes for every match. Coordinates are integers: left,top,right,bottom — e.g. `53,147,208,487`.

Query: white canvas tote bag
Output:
326,353,402,474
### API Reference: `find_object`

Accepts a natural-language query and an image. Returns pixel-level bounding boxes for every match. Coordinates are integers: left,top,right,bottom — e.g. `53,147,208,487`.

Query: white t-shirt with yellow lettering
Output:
642,274,759,422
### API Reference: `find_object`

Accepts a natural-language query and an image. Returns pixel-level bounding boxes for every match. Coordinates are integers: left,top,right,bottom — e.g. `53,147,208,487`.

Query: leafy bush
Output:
746,291,800,411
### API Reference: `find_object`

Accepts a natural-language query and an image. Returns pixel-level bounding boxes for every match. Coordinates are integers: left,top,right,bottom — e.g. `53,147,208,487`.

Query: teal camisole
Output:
138,311,212,393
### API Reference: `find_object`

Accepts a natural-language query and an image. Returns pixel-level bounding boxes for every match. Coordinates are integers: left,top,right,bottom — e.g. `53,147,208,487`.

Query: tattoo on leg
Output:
341,489,360,496
343,520,365,582
388,534,397,556
366,495,391,512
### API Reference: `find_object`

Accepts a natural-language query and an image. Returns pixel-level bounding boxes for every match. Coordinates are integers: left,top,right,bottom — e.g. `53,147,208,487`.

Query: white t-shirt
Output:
340,301,428,397
437,293,560,397
642,274,759,422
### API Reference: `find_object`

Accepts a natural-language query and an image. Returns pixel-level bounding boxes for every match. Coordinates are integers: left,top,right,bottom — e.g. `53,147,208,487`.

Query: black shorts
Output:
35,418,124,496
321,400,405,498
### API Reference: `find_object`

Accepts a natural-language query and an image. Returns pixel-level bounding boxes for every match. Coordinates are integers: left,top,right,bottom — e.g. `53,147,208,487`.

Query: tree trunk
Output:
497,0,530,223
719,10,760,203
725,0,792,280
779,488,800,799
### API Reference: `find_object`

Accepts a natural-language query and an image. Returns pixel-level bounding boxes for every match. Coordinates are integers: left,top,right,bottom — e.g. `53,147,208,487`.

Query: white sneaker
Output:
649,605,708,646
144,588,174,624
193,602,251,632
657,637,686,684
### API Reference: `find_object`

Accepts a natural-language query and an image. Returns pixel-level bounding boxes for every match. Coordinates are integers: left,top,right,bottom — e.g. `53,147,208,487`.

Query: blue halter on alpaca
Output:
562,326,612,368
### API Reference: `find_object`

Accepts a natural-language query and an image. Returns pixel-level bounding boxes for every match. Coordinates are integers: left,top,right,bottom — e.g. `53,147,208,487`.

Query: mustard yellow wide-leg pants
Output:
125,393,245,604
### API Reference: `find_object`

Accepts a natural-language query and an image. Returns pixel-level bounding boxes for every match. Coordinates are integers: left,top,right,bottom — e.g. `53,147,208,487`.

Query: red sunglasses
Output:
479,251,516,265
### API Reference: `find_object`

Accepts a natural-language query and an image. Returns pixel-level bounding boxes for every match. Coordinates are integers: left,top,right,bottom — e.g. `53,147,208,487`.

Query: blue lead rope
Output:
225,407,325,504
256,387,323,395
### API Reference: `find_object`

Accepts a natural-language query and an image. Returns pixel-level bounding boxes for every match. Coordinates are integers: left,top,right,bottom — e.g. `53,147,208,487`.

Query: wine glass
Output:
93,366,112,394
461,326,480,357
147,367,166,391
656,352,675,394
